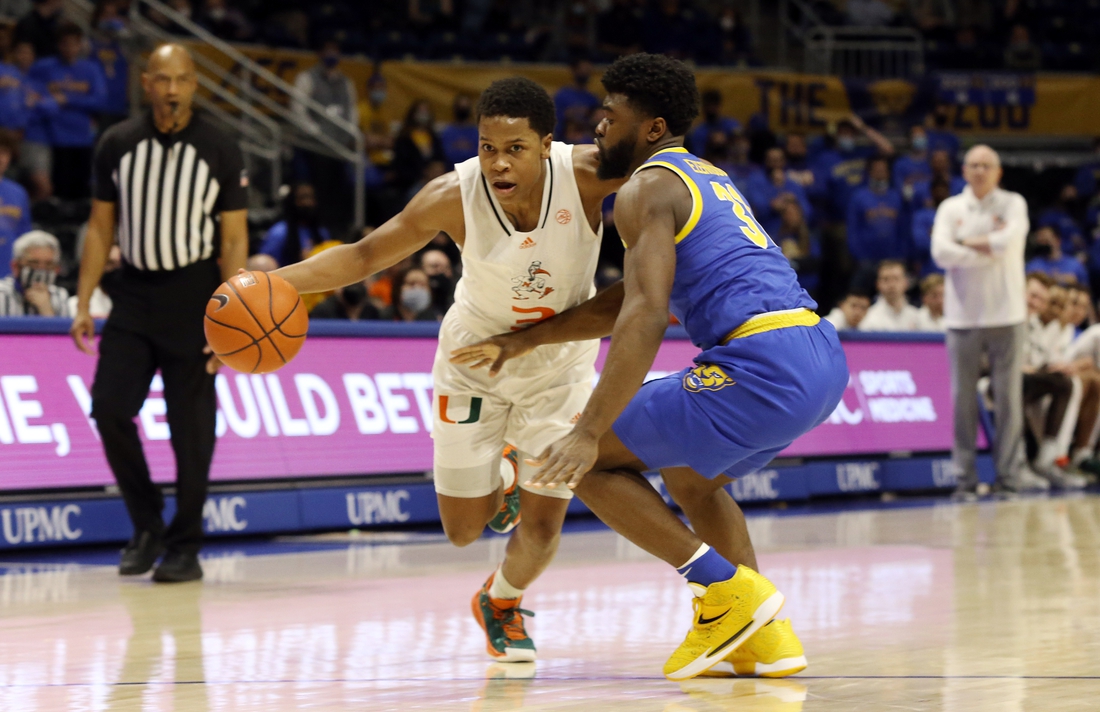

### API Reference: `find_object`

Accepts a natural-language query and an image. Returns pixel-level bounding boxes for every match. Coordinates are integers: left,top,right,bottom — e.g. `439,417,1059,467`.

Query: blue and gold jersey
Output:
635,147,817,350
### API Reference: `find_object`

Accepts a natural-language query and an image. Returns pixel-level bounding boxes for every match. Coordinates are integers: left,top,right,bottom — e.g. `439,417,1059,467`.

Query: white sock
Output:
1037,438,1061,470
500,457,517,491
489,566,524,600
1072,447,1092,467
677,543,710,571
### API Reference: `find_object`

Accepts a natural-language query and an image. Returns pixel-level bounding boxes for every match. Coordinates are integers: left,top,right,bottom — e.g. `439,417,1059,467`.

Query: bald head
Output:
962,144,1003,198
146,43,196,74
142,43,198,133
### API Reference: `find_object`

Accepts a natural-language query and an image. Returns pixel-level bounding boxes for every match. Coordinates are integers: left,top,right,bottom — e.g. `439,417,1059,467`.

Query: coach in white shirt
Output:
859,260,922,331
931,144,1030,495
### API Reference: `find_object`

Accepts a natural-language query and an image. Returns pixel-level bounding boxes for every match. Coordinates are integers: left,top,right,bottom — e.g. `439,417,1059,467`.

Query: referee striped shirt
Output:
93,111,248,271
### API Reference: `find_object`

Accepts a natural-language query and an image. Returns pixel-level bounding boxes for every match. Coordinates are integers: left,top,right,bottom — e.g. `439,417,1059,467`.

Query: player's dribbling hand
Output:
524,430,599,491
70,311,96,355
203,344,223,374
449,333,536,377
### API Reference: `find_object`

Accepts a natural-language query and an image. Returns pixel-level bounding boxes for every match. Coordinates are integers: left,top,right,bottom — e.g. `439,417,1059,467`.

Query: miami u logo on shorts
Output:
683,364,735,393
438,395,483,424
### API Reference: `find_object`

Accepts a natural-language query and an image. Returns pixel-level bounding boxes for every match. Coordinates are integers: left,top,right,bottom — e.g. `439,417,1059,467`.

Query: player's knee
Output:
662,468,722,507
442,520,483,547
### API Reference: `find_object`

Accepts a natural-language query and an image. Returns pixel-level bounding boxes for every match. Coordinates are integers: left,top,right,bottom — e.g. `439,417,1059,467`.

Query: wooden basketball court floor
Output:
1,494,1099,711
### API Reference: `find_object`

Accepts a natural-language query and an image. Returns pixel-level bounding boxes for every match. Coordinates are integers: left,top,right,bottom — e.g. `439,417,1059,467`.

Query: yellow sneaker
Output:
663,566,785,681
700,619,808,678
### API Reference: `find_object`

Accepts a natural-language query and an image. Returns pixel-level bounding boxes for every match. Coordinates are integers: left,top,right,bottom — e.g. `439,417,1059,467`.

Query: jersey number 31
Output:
710,181,772,248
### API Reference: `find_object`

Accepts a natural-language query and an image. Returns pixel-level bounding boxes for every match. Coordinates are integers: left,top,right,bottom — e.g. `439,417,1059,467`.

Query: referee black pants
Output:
90,324,216,555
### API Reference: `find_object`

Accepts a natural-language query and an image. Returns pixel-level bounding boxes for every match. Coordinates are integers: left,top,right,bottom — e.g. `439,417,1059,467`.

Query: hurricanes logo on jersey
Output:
683,364,736,393
512,260,555,300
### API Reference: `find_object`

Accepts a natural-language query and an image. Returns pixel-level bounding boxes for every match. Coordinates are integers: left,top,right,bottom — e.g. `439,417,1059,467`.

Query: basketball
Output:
204,271,308,374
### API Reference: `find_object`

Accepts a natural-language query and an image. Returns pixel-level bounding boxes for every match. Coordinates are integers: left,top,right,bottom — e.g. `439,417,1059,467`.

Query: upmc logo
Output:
1,505,82,544
203,497,248,532
346,491,410,525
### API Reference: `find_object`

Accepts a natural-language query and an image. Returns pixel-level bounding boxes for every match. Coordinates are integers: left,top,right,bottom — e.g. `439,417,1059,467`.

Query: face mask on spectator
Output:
912,135,928,152
838,136,856,153
401,286,431,313
429,273,452,300
342,283,367,306
454,106,471,123
322,54,339,69
1032,243,1053,257
19,267,56,291
207,7,226,21
370,89,387,106
869,178,889,192
414,109,432,127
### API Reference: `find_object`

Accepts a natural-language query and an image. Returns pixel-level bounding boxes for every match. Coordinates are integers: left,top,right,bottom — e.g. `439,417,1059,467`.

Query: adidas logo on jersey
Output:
519,237,536,249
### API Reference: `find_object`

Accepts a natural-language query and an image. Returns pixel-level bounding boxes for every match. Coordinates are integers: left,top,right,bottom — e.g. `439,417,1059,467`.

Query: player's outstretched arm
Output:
273,173,462,295
449,281,625,375
526,170,679,490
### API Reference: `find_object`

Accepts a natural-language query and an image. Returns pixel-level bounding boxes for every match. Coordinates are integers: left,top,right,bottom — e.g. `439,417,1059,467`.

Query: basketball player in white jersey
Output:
272,78,624,661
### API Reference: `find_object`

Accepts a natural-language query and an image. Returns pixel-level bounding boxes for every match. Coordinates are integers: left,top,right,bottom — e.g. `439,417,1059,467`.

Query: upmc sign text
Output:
0,332,958,491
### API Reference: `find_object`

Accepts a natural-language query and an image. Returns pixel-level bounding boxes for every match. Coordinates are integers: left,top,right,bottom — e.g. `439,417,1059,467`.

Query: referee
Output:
70,44,248,583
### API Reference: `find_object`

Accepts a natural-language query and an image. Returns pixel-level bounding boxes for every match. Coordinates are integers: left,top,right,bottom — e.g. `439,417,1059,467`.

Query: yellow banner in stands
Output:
182,43,1100,137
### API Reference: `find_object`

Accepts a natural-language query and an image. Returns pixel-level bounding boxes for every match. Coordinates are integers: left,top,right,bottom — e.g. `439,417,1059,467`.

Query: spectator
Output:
292,38,358,231
1021,275,1086,488
197,0,252,42
860,260,921,331
774,199,819,295
824,114,894,224
824,291,871,331
310,278,381,321
1003,24,1041,71
714,131,759,194
148,0,196,36
0,129,31,277
892,125,932,201
0,34,31,131
1037,184,1086,257
554,57,599,140
12,39,54,199
392,99,446,197
439,92,477,168
13,0,62,59
245,253,277,272
916,273,945,332
641,0,696,59
846,156,907,283
595,0,642,60
67,242,117,317
931,144,1039,497
1063,282,1092,334
380,267,442,322
1073,137,1100,198
687,90,741,156
783,133,825,204
1026,225,1088,286
716,5,751,65
0,229,69,315
923,104,960,161
420,246,455,311
31,22,106,200
911,177,951,277
747,146,811,238
259,183,332,267
89,0,129,132
910,148,966,209
357,72,394,169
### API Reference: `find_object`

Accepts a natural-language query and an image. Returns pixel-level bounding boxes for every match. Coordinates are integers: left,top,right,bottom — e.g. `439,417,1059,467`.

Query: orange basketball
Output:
204,271,308,374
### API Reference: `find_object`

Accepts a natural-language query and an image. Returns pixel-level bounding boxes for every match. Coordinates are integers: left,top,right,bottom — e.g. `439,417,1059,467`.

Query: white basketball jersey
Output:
451,142,602,339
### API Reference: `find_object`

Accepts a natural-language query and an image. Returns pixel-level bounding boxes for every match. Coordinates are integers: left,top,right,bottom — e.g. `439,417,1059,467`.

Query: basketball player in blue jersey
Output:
451,53,849,680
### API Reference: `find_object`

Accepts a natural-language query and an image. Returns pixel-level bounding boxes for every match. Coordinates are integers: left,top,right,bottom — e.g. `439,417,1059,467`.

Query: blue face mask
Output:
321,54,339,69
838,136,856,153
912,135,928,152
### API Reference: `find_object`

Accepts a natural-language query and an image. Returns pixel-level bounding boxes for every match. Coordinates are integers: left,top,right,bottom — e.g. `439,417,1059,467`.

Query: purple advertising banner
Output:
0,333,961,492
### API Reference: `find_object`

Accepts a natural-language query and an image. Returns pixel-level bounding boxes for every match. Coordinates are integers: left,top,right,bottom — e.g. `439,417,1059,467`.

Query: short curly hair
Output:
476,77,556,138
600,53,699,137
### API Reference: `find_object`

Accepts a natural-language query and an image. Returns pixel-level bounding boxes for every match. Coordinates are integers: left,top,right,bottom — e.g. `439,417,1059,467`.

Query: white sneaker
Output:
1016,466,1052,492
1040,465,1088,490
